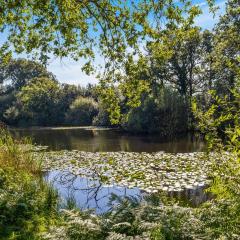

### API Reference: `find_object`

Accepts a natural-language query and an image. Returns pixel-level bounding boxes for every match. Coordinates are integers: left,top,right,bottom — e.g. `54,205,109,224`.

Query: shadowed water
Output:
10,127,205,153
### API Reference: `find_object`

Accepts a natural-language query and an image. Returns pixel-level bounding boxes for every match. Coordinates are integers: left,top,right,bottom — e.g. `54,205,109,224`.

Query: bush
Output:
45,193,240,240
18,77,62,126
65,97,99,126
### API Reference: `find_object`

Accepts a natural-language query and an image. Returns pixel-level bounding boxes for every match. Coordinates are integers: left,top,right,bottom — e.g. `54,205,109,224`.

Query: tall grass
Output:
0,129,41,174
0,129,59,239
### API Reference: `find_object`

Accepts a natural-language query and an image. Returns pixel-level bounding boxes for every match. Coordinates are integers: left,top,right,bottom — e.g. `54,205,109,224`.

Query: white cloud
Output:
196,2,208,7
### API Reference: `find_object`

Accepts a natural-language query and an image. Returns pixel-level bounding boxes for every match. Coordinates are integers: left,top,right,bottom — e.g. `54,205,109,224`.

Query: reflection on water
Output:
10,127,205,153
46,170,141,214
46,170,210,214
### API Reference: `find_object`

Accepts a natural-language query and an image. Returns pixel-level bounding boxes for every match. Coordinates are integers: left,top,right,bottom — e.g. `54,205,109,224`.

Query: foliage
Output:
65,96,99,126
0,59,56,125
0,59,102,127
211,0,240,96
97,1,212,124
0,130,59,239
192,0,240,201
93,102,112,127
0,0,216,118
0,129,40,173
191,2,240,237
0,58,55,90
43,193,240,240
124,88,188,135
17,77,62,126
1,1,240,239
147,26,203,98
193,79,240,200
0,0,138,67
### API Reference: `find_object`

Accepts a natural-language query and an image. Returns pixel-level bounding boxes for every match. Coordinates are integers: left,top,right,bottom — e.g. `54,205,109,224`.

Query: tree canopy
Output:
0,0,214,66
0,0,238,127
0,58,55,89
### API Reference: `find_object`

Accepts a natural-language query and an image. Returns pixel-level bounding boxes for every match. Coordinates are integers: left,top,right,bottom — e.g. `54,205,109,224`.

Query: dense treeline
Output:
1,2,238,137
0,59,111,127
100,10,239,135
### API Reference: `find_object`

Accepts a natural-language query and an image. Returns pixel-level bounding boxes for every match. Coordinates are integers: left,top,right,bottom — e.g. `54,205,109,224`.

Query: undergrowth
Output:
0,129,59,239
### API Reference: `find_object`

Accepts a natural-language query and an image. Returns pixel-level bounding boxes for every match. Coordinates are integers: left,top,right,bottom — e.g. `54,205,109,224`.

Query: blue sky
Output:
1,0,227,86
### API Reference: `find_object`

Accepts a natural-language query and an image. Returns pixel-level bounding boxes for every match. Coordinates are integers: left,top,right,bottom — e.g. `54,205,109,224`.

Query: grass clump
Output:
0,129,41,174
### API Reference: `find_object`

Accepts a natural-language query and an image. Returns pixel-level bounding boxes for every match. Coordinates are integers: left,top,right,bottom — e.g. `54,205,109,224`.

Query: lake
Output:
10,127,208,213
10,127,205,153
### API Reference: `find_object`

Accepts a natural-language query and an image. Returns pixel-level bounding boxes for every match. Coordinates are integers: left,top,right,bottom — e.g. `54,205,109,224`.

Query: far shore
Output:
8,126,118,131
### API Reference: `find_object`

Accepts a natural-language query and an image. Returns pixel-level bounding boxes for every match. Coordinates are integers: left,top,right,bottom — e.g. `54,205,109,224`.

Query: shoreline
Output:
8,126,118,131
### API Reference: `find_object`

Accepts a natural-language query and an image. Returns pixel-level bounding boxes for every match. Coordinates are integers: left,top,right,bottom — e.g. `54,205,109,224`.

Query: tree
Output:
200,30,215,91
147,25,204,98
211,0,240,97
0,58,55,91
0,0,216,126
0,59,57,125
98,2,213,124
193,0,240,201
0,1,214,68
0,0,139,67
17,77,61,125
125,88,188,136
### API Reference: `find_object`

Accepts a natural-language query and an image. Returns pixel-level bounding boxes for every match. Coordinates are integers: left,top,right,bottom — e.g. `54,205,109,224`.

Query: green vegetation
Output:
65,96,98,126
41,150,211,192
124,88,188,135
0,0,239,239
0,129,59,239
0,59,107,127
1,1,238,138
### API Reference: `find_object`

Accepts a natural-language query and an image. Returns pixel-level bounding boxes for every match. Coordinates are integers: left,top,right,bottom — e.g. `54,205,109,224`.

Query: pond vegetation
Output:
1,129,239,239
41,150,213,193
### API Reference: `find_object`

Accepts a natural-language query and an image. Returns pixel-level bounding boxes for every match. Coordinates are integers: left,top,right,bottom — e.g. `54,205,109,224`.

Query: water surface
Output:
10,127,205,153
11,127,208,213
46,170,209,214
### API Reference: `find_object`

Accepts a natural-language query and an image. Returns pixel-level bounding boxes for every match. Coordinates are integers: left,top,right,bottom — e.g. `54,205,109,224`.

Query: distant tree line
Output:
0,59,111,127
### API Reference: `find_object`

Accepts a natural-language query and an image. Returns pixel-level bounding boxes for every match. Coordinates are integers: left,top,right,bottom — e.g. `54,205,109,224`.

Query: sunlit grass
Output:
0,129,42,174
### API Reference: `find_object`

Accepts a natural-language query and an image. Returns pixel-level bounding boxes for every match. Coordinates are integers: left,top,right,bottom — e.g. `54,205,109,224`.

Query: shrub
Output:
92,103,112,127
65,97,99,126
18,77,62,126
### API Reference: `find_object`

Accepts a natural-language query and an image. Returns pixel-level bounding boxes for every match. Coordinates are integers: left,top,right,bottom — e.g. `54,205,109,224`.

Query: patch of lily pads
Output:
33,150,231,193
